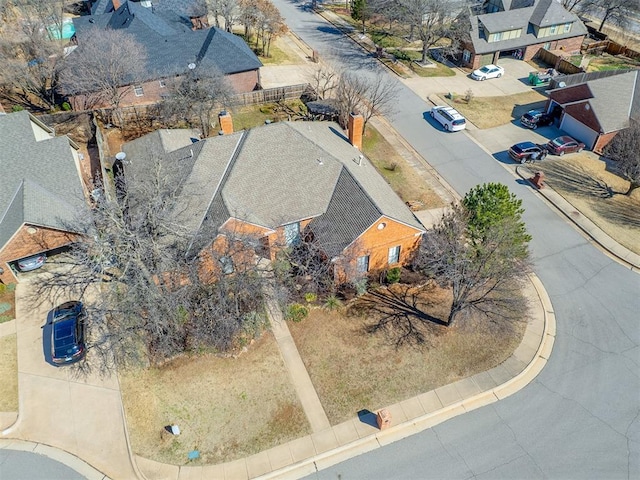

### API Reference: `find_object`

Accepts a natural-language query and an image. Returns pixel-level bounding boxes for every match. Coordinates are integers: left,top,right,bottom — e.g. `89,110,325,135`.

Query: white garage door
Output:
560,113,598,150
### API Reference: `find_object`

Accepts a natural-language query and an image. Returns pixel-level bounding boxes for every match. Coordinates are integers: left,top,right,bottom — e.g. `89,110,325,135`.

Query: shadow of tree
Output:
349,283,448,348
593,195,640,229
538,160,616,199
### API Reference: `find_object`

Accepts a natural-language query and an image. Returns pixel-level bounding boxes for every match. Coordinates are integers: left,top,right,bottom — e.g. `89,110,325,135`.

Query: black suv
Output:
520,109,553,129
50,301,86,364
508,142,548,163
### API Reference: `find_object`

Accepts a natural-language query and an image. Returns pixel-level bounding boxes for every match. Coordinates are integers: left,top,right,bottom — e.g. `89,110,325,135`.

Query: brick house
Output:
0,112,88,284
544,70,640,153
120,115,426,283
461,0,587,69
68,0,262,110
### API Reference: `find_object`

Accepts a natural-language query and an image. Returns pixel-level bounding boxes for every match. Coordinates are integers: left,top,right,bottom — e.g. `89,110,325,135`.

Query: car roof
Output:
554,135,575,143
435,106,464,120
53,301,82,321
514,141,538,149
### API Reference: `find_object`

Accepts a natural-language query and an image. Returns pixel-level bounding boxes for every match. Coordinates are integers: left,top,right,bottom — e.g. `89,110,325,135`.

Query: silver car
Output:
17,253,47,272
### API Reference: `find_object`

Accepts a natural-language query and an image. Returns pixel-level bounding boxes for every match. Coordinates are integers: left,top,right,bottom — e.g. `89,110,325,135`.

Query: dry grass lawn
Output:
289,283,527,424
536,154,640,255
119,332,309,465
445,91,548,129
0,283,16,324
363,127,445,210
0,334,18,411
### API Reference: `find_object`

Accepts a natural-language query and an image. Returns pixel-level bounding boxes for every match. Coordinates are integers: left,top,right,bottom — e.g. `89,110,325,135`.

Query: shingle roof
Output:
0,112,87,251
551,71,640,133
121,121,424,259
470,0,586,54
72,0,262,85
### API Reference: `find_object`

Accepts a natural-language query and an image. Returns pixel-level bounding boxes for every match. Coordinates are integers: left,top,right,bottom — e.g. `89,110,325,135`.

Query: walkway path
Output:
264,285,331,433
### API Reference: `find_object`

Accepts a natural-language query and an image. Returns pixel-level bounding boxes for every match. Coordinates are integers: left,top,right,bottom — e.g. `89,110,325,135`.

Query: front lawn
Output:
0,334,18,411
0,283,16,323
444,91,548,129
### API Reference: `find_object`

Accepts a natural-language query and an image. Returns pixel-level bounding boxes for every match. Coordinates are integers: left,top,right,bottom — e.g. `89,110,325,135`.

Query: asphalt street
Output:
0,449,85,480
271,1,640,478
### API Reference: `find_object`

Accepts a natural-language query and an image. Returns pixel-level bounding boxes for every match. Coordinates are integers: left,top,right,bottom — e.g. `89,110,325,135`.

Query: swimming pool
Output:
46,19,75,40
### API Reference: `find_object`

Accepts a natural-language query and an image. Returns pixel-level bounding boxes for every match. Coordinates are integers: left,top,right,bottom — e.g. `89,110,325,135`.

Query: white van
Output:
430,106,466,132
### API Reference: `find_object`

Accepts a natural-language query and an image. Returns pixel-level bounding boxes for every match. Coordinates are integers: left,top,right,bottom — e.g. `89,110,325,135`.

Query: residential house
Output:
119,114,426,282
545,70,640,153
0,112,88,284
69,0,262,109
462,0,587,69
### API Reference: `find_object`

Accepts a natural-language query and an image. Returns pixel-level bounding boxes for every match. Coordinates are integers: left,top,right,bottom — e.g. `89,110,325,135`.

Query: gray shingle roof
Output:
586,71,639,133
72,0,262,86
471,0,586,54
0,112,87,252
121,121,425,259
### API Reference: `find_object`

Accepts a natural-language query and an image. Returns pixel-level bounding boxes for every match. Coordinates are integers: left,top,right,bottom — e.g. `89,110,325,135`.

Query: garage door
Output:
560,114,598,150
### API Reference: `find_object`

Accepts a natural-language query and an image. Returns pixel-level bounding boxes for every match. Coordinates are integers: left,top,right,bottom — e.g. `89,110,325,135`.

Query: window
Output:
543,42,551,50
158,80,166,88
388,246,400,265
284,222,300,246
219,256,234,274
563,22,572,33
549,25,557,35
133,85,144,96
463,49,471,63
489,32,503,42
357,255,369,273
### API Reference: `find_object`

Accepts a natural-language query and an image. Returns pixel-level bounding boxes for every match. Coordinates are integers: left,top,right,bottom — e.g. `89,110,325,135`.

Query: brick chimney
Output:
218,111,233,135
348,112,364,150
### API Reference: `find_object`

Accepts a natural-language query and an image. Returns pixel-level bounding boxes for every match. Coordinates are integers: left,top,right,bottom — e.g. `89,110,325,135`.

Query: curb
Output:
0,438,110,480
514,165,640,272
255,272,555,479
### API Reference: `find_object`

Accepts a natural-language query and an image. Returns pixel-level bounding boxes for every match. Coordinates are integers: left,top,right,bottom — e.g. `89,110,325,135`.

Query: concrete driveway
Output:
3,280,138,479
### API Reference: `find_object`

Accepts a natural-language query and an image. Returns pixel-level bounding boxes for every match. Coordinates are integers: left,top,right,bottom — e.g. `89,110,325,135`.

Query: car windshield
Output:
480,66,490,73
551,138,566,147
453,119,466,126
523,111,540,120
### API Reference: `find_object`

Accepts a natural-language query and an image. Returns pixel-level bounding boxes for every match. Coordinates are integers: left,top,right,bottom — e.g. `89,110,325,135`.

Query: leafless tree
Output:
254,0,286,57
0,29,63,110
160,64,234,137
238,0,260,38
29,156,268,372
334,70,399,129
413,203,531,326
208,0,240,32
59,28,147,119
561,0,589,12
580,0,640,31
603,121,640,196
6,0,71,41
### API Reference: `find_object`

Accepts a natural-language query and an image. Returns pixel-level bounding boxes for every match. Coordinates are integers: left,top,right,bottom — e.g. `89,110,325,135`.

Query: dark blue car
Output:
50,301,86,364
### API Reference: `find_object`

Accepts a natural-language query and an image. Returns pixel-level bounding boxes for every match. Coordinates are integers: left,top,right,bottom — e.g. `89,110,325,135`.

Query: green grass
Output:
258,43,293,65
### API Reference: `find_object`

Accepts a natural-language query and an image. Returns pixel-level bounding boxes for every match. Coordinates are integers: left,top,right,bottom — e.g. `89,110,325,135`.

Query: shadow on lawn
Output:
349,283,448,348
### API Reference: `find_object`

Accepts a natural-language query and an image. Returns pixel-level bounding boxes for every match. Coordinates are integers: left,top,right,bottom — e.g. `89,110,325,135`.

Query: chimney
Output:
218,111,233,135
348,112,364,150
113,0,122,10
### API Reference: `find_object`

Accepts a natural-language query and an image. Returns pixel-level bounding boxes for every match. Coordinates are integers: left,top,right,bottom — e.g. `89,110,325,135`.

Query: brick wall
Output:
70,70,261,110
334,217,423,282
594,131,618,154
0,225,78,283
524,35,585,61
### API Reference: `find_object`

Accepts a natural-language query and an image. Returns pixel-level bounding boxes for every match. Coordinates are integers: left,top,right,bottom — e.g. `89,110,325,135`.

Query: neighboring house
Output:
69,0,262,109
544,70,640,153
0,112,88,284
120,115,426,282
462,0,587,69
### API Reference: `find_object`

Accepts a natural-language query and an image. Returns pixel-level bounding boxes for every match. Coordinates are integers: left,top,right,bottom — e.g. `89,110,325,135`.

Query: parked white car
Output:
471,64,505,81
430,106,466,132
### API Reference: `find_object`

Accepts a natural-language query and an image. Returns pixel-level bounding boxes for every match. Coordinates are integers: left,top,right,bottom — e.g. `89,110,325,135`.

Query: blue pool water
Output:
47,20,75,40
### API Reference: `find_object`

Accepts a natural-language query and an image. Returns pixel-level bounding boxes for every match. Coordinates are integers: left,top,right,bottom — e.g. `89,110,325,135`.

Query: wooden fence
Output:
582,39,640,59
535,48,583,74
232,83,312,106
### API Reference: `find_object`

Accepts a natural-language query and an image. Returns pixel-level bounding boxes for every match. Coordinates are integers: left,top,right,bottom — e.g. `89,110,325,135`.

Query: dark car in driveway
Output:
508,142,548,163
50,301,86,364
546,135,585,156
520,110,553,129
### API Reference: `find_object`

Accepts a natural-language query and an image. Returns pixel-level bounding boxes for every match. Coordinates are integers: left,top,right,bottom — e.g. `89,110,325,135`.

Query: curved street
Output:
269,1,640,478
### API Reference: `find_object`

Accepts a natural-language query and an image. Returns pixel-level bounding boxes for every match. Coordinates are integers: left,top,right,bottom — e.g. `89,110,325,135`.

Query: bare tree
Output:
394,0,462,64
160,64,234,137
0,30,63,110
7,0,70,41
30,157,267,371
581,0,640,31
561,0,589,12
335,70,399,129
208,0,240,32
413,189,531,326
254,0,286,57
307,64,338,100
59,28,147,119
603,121,640,196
